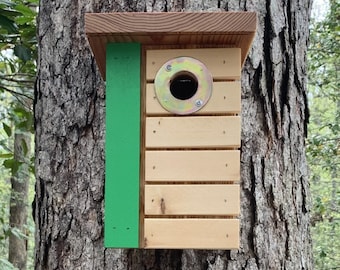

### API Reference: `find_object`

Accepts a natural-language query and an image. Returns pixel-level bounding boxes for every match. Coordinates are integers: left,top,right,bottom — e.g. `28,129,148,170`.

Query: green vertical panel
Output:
105,43,140,248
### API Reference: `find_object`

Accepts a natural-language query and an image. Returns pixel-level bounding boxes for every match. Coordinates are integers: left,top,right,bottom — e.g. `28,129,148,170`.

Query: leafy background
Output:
307,0,339,268
0,0,36,269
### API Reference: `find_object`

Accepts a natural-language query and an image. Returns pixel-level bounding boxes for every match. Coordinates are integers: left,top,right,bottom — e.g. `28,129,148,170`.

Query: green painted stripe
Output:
105,43,140,248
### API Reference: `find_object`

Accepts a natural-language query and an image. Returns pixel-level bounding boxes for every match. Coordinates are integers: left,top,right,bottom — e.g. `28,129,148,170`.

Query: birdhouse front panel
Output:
142,47,241,249
85,11,257,250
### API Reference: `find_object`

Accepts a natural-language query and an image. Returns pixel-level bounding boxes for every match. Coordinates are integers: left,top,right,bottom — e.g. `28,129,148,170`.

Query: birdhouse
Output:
85,12,256,249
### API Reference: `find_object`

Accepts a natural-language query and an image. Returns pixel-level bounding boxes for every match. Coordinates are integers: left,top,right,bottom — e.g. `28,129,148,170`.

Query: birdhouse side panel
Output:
105,43,141,248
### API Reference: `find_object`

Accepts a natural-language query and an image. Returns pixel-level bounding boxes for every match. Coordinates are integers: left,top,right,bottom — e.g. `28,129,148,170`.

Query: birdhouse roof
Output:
85,12,257,80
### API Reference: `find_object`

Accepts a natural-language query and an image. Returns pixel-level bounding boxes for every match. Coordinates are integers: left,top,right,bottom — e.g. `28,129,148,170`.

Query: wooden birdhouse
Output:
85,12,256,249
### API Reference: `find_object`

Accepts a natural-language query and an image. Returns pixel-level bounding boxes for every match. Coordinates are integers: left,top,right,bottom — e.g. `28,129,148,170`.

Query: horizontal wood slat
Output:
146,81,241,115
145,184,240,215
146,48,241,81
145,116,241,149
144,218,239,249
145,150,240,182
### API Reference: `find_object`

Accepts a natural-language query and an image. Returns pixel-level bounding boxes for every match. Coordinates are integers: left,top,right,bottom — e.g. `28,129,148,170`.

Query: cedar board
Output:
145,150,240,182
146,81,241,115
145,184,240,215
145,116,241,148
144,218,239,249
85,12,257,79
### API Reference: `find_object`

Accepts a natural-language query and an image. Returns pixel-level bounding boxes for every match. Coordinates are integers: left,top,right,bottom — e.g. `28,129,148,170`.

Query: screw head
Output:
195,99,203,107
165,64,172,71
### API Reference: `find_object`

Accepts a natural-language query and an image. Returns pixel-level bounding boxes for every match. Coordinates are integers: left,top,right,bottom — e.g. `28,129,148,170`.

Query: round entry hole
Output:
170,72,198,100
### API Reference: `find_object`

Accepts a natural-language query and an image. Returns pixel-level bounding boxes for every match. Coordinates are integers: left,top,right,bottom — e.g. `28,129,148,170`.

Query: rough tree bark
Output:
34,0,313,269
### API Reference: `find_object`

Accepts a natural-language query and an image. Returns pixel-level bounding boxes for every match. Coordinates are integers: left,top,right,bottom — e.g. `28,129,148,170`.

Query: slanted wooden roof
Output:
85,12,257,80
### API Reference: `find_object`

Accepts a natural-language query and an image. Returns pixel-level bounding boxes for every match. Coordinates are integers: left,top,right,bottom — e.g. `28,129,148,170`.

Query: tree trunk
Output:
9,132,30,270
34,0,313,269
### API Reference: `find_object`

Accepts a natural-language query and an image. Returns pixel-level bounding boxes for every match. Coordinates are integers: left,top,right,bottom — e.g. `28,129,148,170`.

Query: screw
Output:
166,64,172,71
195,99,203,107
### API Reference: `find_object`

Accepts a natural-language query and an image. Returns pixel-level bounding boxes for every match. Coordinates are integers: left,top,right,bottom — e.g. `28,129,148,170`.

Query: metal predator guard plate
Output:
154,57,213,115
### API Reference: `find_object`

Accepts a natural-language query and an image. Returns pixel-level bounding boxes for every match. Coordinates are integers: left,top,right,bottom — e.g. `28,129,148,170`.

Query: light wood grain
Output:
86,12,257,34
85,12,257,80
146,48,241,81
145,116,241,148
144,218,239,249
146,81,241,115
145,184,240,215
145,150,240,181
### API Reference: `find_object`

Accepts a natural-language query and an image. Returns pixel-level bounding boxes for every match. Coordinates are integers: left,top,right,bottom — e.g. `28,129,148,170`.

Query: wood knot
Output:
160,198,166,214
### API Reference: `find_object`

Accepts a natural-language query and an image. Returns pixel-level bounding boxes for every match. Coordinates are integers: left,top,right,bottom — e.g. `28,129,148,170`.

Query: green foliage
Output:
2,122,11,137
307,0,340,269
0,177,14,269
0,258,17,270
0,0,37,63
0,0,37,269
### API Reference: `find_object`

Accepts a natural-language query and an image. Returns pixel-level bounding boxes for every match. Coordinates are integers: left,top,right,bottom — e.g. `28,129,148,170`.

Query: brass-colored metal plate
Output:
154,57,213,115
